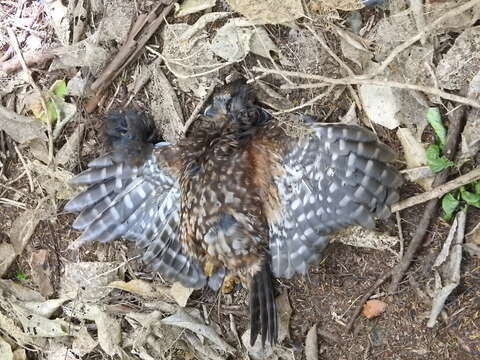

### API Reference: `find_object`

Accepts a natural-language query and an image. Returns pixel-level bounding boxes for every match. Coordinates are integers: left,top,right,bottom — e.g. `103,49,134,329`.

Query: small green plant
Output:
15,272,27,281
425,107,454,173
425,107,480,219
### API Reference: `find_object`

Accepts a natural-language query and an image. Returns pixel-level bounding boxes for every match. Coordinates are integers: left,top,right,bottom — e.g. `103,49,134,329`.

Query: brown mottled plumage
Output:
65,83,402,347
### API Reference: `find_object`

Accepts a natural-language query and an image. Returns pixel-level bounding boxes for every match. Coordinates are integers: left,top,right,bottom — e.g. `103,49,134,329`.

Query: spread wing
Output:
64,111,207,289
269,123,402,278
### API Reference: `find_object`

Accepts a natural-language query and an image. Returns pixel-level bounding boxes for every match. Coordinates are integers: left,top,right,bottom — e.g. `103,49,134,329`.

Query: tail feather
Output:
249,261,277,347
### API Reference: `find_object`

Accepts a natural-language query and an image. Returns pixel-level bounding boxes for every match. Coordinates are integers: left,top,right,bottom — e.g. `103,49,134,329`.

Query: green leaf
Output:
460,187,480,208
15,272,27,281
51,79,67,98
426,144,454,173
426,107,447,147
474,181,480,195
442,192,460,220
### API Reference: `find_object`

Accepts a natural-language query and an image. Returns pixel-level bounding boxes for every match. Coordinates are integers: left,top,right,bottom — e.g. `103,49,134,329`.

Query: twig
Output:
304,24,362,111
13,145,34,192
183,85,216,135
7,27,54,164
392,168,480,212
86,0,175,113
396,211,404,260
272,85,335,115
253,67,480,108
388,106,467,293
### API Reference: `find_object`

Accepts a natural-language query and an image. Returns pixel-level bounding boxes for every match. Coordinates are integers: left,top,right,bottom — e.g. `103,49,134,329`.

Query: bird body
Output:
65,83,402,347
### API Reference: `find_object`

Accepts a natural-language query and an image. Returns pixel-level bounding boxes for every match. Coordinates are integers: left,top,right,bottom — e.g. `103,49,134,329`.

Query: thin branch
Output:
392,168,480,213
183,84,216,135
13,145,34,192
272,85,335,115
252,67,480,108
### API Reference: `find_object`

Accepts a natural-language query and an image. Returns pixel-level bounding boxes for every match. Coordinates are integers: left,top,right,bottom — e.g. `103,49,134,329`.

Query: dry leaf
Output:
0,336,13,360
108,279,170,299
170,282,194,307
60,262,121,300
175,0,216,17
397,127,433,191
359,84,400,130
0,243,16,278
305,324,318,360
29,250,54,297
0,106,47,144
362,300,387,319
162,309,234,353
332,226,398,251
226,0,304,24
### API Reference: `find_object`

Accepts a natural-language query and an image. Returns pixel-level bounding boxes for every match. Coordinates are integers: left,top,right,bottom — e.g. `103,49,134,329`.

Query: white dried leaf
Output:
226,0,304,24
359,84,400,130
44,0,70,45
170,282,194,307
20,298,70,319
11,303,71,338
397,127,433,191
305,324,318,360
175,0,216,17
0,336,13,360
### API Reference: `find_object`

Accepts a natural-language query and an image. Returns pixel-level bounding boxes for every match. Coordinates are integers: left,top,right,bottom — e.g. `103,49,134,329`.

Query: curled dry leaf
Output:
428,208,466,328
362,299,387,319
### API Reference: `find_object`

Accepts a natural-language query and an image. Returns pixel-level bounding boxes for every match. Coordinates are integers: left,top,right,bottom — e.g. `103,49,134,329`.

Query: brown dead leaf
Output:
362,300,387,319
29,250,54,297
